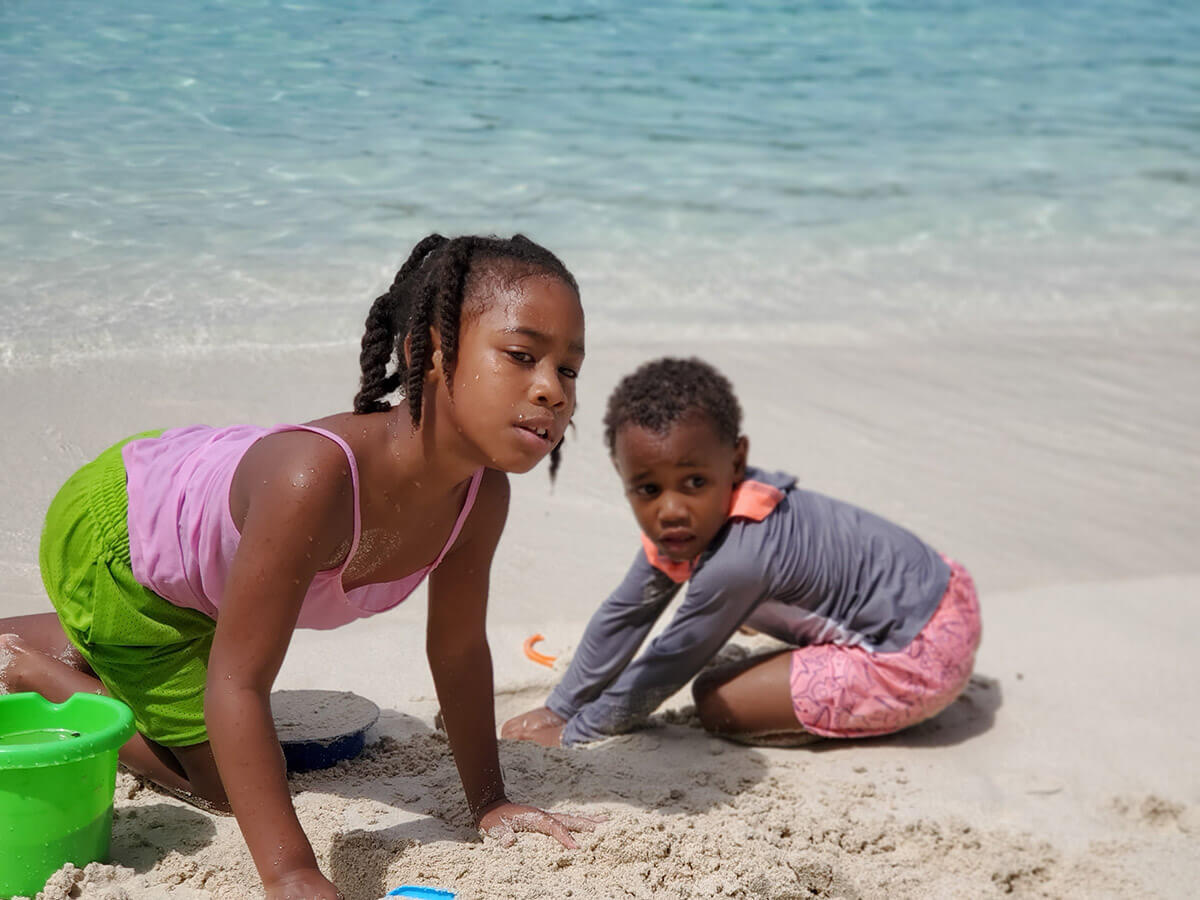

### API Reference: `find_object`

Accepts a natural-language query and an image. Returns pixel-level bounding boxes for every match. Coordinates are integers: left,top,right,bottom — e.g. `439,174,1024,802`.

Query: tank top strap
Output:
268,424,362,575
432,466,486,567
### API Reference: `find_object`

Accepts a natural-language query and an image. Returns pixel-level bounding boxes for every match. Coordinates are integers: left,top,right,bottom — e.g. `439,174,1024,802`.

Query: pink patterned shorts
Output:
789,558,981,738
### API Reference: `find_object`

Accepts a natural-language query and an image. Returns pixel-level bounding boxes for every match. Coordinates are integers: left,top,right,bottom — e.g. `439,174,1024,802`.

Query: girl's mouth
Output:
514,423,553,449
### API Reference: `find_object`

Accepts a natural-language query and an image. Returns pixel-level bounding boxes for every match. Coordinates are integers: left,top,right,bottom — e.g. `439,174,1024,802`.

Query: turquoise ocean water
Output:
2,0,1198,361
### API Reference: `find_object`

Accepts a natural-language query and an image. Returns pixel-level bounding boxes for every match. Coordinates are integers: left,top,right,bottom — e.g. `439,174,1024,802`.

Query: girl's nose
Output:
533,366,567,408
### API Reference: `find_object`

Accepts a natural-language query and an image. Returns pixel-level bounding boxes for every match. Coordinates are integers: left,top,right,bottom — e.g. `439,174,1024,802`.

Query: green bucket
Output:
0,692,135,899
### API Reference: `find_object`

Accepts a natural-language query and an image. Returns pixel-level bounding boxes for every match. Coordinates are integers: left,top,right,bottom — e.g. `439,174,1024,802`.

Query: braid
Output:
433,237,476,389
354,233,446,414
353,232,579,480
404,280,436,424
354,291,401,414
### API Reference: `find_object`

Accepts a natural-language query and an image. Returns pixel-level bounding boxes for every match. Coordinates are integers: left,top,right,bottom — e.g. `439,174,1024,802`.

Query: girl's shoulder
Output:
431,467,511,565
238,424,357,483
457,467,510,532
230,424,358,535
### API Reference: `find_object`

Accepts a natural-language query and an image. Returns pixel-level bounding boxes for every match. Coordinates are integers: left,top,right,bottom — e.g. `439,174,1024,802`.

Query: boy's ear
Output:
732,435,749,482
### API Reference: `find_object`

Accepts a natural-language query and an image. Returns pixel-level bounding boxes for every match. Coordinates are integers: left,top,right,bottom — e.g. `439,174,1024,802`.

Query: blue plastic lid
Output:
385,887,456,899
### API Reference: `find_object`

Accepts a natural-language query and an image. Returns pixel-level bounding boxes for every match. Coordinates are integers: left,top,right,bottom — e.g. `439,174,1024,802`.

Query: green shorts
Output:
39,431,216,747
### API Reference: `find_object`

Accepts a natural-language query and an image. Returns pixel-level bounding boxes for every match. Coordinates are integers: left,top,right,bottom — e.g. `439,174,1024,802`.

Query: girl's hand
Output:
264,868,342,900
477,800,604,849
500,706,566,742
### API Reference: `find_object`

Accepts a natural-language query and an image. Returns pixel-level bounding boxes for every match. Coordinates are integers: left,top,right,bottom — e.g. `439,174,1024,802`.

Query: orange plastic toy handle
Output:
523,633,557,667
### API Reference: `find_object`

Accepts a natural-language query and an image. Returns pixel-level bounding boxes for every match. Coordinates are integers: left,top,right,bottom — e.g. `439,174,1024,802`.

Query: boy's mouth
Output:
657,529,697,556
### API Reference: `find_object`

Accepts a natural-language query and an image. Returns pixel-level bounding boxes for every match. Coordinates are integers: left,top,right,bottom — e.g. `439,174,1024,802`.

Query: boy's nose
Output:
658,494,689,525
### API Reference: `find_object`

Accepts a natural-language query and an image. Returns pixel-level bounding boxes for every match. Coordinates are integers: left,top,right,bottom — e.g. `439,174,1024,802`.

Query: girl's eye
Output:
558,366,578,380
634,484,659,498
686,476,707,489
507,350,534,364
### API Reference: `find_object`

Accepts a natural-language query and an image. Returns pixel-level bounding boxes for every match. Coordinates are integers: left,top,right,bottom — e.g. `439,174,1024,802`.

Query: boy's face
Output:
612,413,748,562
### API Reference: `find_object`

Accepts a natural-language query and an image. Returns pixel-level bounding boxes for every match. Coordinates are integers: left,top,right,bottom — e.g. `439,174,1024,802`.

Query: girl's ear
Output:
425,329,445,382
400,331,444,388
732,435,749,482
401,330,443,373
434,331,448,381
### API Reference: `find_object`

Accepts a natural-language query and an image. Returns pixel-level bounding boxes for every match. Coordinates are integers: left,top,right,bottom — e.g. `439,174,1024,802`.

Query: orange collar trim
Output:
728,478,785,523
641,478,785,583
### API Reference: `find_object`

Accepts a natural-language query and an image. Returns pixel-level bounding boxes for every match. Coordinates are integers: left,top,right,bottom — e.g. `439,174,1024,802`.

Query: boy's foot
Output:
720,729,824,748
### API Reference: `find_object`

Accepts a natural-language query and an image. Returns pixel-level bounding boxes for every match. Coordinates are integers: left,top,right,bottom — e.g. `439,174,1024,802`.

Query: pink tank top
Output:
122,424,485,630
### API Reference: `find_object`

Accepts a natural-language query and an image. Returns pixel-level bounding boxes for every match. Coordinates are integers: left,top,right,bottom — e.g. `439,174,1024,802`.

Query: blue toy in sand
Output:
385,887,456,899
270,689,379,773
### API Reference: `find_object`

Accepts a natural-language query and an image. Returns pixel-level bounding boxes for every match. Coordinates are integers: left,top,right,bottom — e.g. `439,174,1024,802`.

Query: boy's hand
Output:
500,705,566,742
477,799,604,849
264,868,342,900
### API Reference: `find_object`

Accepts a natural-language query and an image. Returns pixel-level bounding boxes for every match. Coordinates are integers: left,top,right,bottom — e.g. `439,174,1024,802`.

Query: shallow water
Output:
2,0,1198,361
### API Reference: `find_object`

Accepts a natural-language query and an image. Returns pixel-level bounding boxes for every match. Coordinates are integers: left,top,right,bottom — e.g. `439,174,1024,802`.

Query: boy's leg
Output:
691,650,820,746
1,616,229,812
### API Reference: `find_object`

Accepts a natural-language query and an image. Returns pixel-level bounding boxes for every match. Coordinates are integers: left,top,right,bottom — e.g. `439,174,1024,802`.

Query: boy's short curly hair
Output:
603,357,743,453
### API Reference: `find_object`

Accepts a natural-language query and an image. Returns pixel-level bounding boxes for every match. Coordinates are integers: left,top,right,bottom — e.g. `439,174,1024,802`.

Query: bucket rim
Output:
0,692,135,768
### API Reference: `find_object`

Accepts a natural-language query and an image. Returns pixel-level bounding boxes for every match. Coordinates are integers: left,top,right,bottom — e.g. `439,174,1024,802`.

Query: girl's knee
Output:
0,633,32,690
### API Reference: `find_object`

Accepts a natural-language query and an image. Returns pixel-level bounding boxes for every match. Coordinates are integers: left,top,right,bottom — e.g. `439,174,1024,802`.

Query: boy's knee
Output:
691,677,731,733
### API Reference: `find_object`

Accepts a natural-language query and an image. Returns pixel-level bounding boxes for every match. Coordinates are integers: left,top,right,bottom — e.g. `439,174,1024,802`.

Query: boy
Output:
502,357,980,748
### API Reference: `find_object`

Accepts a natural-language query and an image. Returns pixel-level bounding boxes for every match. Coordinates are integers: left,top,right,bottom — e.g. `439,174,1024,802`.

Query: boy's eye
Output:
558,366,578,380
685,475,707,489
633,484,659,498
507,350,534,364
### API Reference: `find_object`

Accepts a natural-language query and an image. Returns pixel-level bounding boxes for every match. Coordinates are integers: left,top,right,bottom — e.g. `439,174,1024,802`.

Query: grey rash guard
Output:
547,467,951,746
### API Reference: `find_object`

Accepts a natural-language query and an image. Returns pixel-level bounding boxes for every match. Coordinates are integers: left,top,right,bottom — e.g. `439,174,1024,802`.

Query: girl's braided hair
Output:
354,233,579,478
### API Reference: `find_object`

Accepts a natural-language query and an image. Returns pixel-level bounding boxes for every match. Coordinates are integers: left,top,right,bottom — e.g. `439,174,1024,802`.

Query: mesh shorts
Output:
39,431,216,747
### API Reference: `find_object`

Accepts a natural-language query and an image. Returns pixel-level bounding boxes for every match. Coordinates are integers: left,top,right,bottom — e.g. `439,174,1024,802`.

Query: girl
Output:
502,356,981,749
0,234,598,900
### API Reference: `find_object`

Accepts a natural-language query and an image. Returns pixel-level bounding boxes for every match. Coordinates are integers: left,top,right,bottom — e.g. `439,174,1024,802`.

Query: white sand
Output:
4,316,1199,899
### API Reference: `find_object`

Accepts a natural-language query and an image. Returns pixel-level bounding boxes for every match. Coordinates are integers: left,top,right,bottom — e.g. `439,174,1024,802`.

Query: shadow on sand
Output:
293,673,1000,899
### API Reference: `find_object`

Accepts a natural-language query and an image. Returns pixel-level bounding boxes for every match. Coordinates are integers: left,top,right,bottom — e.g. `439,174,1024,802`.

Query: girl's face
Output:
443,274,585,473
612,414,748,561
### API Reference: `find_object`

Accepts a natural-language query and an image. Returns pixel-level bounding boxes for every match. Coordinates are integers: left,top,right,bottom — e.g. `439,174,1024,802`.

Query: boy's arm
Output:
427,469,598,847
560,551,769,746
543,549,681,720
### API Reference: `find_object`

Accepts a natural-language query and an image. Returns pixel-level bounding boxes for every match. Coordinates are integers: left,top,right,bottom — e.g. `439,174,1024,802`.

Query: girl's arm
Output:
427,468,599,848
206,433,355,899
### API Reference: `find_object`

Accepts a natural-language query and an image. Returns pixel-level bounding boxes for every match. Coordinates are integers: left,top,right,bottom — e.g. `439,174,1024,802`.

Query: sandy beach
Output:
2,313,1197,899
